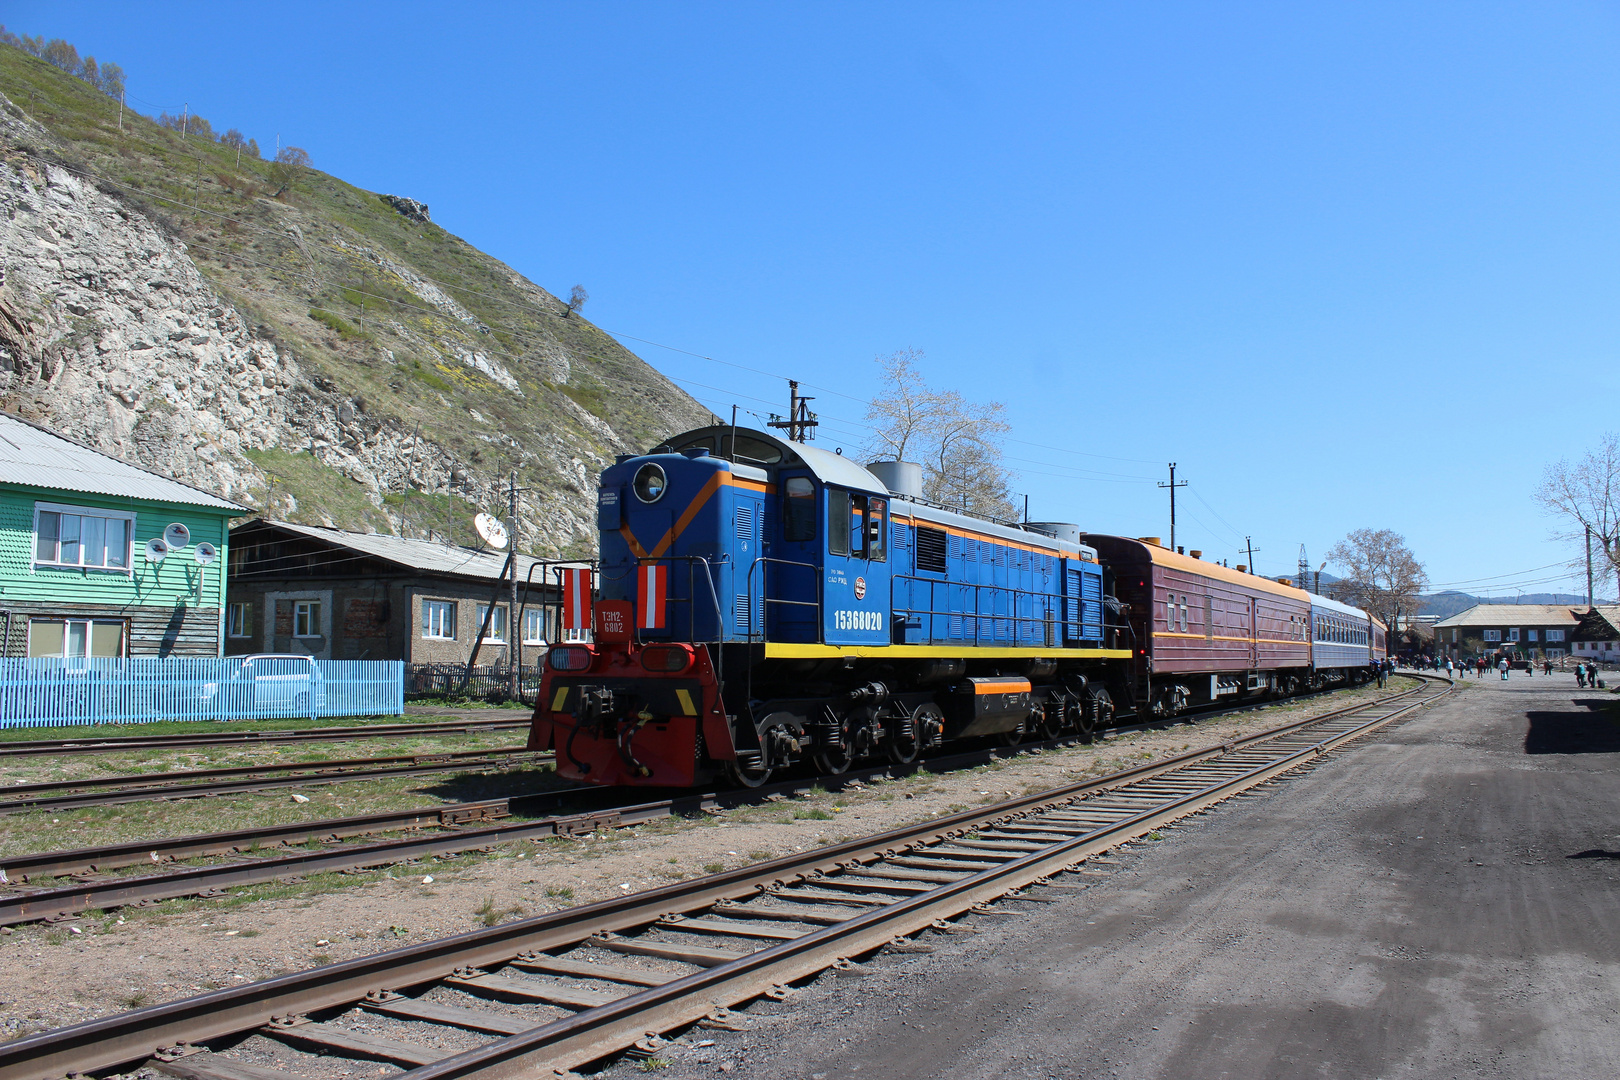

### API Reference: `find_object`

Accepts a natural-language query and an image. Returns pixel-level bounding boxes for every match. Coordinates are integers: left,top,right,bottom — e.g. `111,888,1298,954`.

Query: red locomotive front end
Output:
528,601,737,787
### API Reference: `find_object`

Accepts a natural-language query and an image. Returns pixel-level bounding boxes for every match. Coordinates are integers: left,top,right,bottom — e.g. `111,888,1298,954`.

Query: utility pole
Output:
1244,537,1259,574
117,90,124,132
181,102,188,138
1587,525,1595,608
767,380,818,443
1022,494,1029,523
1158,463,1187,551
507,470,520,702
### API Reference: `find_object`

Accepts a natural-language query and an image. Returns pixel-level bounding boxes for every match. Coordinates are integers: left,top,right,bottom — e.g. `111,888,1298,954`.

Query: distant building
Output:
1569,607,1620,662
225,520,580,666
0,411,245,658
1432,604,1580,661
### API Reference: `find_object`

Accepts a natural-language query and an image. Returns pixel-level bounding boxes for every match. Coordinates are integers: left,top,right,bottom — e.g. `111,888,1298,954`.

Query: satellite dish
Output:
144,538,169,563
163,523,191,549
194,542,217,566
474,512,509,550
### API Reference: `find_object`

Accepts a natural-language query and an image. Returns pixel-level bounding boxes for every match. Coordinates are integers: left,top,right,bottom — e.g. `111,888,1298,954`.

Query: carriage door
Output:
1249,598,1260,667
823,487,890,646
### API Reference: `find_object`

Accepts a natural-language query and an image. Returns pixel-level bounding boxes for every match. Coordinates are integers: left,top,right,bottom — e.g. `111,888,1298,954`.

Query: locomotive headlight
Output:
632,463,667,503
548,645,594,672
640,644,694,673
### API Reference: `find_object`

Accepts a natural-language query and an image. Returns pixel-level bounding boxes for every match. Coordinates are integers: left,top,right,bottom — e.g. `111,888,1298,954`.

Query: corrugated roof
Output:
240,519,587,582
0,411,245,512
1433,604,1582,627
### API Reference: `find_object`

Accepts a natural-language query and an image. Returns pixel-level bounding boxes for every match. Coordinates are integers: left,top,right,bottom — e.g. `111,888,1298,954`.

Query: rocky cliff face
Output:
0,56,711,557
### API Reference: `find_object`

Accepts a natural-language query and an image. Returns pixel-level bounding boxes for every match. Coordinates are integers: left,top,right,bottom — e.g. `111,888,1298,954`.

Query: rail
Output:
0,676,1454,1080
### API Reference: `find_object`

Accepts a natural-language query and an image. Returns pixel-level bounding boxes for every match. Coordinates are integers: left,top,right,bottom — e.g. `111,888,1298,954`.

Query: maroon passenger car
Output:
1084,535,1313,715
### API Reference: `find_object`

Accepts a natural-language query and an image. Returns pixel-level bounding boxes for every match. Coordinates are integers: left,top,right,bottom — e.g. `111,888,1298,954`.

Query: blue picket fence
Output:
0,657,404,728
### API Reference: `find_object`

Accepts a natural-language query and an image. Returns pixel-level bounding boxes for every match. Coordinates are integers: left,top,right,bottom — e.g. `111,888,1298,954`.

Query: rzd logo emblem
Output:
854,576,867,600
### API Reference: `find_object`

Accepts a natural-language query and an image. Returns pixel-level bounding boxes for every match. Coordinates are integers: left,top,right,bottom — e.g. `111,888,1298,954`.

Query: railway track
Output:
0,748,547,816
0,718,530,759
0,674,1453,1080
0,679,1420,925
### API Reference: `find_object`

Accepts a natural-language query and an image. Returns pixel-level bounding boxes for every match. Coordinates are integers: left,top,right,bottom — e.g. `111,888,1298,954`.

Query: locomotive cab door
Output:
765,472,821,643
822,487,891,646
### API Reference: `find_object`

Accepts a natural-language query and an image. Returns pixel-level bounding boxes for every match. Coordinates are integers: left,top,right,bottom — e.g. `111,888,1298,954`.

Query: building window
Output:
293,601,322,638
1547,629,1565,643
227,602,253,638
33,505,134,572
1508,628,1520,642
1484,630,1501,642
522,607,547,645
1528,629,1539,642
421,600,456,640
29,619,125,658
477,604,507,643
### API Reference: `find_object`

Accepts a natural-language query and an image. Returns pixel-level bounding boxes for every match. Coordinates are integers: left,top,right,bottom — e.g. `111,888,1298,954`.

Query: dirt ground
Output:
599,670,1620,1079
0,681,1418,1043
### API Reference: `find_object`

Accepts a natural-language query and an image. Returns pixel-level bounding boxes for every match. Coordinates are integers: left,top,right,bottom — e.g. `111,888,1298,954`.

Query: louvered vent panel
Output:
916,527,948,574
735,504,754,541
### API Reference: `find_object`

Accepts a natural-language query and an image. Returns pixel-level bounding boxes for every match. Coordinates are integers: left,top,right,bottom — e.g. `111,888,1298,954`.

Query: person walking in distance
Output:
1499,656,1510,681
1577,663,1587,689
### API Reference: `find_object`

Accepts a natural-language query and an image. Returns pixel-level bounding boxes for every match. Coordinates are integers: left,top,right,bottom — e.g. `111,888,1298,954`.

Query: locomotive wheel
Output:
726,757,772,788
813,745,854,775
999,722,1025,747
887,704,934,765
1035,704,1064,741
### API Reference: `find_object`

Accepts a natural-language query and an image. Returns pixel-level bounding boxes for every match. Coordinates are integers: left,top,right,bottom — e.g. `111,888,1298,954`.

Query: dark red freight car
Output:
1084,535,1316,715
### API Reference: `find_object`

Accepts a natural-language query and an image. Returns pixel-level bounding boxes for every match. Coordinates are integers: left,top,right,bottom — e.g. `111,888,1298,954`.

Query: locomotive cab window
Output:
865,498,887,562
828,489,852,556
783,477,816,542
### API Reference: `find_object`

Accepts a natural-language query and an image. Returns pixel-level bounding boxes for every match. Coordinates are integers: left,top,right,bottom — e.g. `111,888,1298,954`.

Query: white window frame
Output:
1527,629,1539,642
293,600,323,639
421,599,457,640
477,604,507,644
521,607,546,646
1546,629,1565,643
226,602,253,638
32,502,136,575
1483,629,1501,642
1508,628,1521,643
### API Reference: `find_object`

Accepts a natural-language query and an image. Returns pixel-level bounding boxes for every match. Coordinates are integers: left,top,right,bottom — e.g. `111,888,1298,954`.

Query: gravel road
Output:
616,674,1620,1079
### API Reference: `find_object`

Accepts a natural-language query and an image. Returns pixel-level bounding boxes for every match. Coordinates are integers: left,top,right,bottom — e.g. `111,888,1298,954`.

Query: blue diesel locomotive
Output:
528,425,1387,788
530,426,1131,787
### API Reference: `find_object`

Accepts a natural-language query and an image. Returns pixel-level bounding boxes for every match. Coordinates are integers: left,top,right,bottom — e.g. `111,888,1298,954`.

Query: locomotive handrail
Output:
631,555,728,695
744,557,823,646
890,572,1106,649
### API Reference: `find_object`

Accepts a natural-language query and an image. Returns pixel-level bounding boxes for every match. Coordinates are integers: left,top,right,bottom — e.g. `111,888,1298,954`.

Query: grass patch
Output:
702,863,724,874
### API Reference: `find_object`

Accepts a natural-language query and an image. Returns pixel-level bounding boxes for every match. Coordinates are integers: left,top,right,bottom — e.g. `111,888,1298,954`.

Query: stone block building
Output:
1432,603,1580,662
224,520,579,667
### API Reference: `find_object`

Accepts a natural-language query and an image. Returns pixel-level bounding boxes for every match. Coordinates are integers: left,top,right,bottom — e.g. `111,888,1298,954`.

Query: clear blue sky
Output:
14,1,1620,597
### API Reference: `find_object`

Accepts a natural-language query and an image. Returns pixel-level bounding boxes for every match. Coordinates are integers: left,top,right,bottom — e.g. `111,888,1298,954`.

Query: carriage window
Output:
828,490,852,556
784,477,816,541
866,498,887,562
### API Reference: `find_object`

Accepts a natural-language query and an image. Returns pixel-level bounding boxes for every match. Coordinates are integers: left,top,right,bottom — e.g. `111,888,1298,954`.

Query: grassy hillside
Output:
0,44,710,555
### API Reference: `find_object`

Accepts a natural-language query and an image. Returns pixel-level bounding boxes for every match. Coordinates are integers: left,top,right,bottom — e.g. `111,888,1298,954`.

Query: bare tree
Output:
1326,528,1428,636
565,285,588,317
1535,432,1620,600
268,145,311,197
41,38,78,73
865,349,1017,518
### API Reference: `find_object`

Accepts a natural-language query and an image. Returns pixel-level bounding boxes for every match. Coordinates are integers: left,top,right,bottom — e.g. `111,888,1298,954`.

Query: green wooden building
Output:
0,412,245,658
